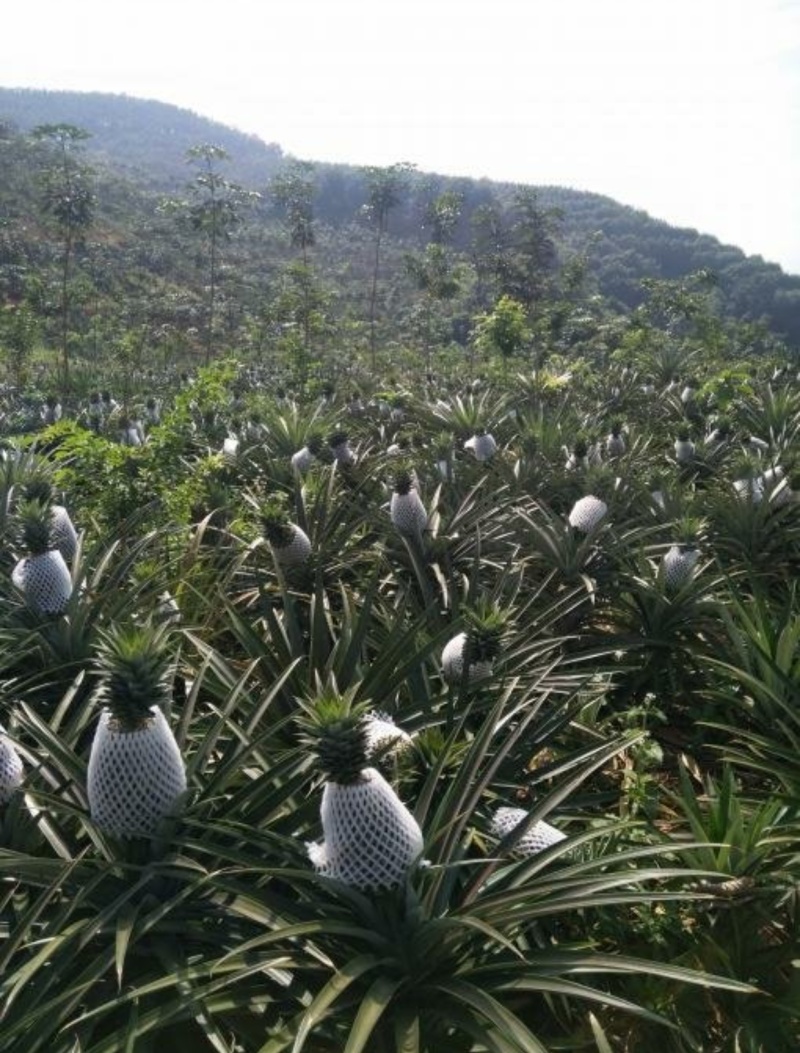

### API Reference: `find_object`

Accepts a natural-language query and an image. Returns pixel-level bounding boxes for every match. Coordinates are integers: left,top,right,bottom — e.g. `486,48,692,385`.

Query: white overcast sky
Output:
3,0,800,273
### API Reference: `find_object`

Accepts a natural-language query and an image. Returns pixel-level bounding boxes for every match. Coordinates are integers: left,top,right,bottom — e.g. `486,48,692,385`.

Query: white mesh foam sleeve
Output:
364,712,413,760
0,732,24,804
491,806,566,857
12,550,73,614
568,496,608,533
390,490,428,536
441,633,493,684
308,767,423,889
272,525,312,566
88,707,187,838
51,505,78,562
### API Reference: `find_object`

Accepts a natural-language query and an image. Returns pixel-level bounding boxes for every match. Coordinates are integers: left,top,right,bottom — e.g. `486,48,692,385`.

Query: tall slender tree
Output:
161,144,258,364
32,123,95,390
360,162,415,370
270,161,318,360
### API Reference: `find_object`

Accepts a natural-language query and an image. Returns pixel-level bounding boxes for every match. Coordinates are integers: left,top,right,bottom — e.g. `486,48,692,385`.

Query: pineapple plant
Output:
389,467,428,539
301,692,424,890
22,475,78,563
0,725,24,805
490,805,566,857
441,606,507,685
11,499,73,615
260,494,312,567
87,624,187,839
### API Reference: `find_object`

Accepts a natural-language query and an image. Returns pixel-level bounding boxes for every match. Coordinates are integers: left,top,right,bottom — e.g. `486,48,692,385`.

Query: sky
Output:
3,0,800,273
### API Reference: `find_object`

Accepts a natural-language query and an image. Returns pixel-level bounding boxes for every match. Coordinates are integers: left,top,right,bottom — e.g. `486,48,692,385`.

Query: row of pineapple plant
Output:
1,352,800,1050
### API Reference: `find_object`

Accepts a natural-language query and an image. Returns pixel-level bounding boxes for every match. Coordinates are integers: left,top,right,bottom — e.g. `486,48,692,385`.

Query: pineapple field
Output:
1,348,800,1053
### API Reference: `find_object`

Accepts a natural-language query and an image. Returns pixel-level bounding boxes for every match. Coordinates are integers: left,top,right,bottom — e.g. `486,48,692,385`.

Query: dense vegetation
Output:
0,90,799,1053
1,85,799,384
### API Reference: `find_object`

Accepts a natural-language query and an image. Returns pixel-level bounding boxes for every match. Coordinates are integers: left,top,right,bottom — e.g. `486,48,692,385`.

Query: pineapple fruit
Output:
568,494,608,534
661,545,700,590
0,725,24,805
661,516,703,590
464,428,497,462
605,420,626,458
260,495,312,567
328,429,356,467
23,476,78,563
441,607,506,685
11,499,73,615
87,625,187,839
390,468,428,539
302,695,423,890
491,806,566,857
674,429,695,465
291,433,323,474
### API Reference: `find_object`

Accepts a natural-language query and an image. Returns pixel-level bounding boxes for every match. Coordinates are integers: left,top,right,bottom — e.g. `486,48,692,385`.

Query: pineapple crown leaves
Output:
462,603,510,662
256,492,295,545
327,429,349,449
673,514,706,548
583,465,618,505
94,622,175,731
572,435,589,459
392,464,417,496
305,432,325,456
433,431,454,458
731,453,760,480
22,474,55,506
296,687,372,785
16,498,55,556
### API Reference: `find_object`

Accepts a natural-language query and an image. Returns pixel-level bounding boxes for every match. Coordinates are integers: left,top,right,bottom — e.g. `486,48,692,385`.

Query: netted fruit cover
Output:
491,806,566,857
364,712,413,759
568,495,608,533
87,707,187,838
441,632,493,684
390,491,428,536
307,767,424,890
0,731,24,804
51,505,78,562
272,525,312,566
12,551,73,614
662,545,699,589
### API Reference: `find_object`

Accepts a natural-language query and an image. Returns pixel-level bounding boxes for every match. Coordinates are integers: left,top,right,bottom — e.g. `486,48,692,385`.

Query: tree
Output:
405,190,465,373
506,187,562,309
473,294,531,367
270,161,317,360
360,162,415,370
32,123,96,389
270,161,316,266
161,144,259,364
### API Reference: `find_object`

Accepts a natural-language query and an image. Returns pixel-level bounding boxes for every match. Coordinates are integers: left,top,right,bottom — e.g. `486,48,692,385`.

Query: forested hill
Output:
1,86,799,348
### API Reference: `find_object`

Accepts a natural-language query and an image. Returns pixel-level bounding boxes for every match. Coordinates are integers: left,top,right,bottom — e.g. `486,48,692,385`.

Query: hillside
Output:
1,85,799,365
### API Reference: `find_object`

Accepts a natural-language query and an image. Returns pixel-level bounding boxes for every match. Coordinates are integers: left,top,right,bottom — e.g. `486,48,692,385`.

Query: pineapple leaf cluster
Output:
95,623,174,732
297,688,371,785
17,498,54,556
